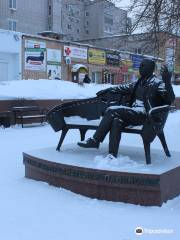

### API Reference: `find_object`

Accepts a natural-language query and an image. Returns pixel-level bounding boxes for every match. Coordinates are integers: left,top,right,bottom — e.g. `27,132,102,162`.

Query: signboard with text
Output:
106,51,120,66
64,45,87,60
88,48,106,65
131,54,143,70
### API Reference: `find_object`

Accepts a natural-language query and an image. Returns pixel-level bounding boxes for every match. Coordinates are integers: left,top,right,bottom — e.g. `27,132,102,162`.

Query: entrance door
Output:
0,62,8,81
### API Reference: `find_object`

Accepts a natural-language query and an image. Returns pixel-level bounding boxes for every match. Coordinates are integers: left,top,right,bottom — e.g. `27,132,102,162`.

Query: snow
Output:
64,116,102,125
26,145,180,174
0,79,180,100
173,85,180,97
0,80,112,100
1,110,180,240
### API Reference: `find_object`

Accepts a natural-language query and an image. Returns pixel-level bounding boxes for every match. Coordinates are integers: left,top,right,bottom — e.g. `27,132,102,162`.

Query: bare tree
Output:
129,0,180,35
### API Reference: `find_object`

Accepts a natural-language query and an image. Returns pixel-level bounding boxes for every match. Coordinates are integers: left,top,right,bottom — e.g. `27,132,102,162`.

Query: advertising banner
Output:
47,65,61,79
47,48,61,79
88,48,106,65
47,49,61,65
131,54,143,70
25,40,46,71
106,51,120,66
64,45,87,60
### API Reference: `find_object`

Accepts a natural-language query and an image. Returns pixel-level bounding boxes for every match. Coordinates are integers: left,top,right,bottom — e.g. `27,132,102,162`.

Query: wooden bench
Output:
0,111,11,128
47,95,171,165
12,102,47,128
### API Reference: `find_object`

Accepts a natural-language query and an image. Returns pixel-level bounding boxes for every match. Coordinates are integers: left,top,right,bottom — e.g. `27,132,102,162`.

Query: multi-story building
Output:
0,0,130,40
82,0,130,40
0,0,52,34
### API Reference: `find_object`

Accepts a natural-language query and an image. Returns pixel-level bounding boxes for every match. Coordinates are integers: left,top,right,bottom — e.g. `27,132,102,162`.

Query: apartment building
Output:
0,0,50,34
82,0,130,40
0,0,130,40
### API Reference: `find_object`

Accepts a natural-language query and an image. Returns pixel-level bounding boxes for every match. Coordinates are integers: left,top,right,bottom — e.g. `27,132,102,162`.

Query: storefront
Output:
103,51,121,84
120,53,134,82
71,64,88,83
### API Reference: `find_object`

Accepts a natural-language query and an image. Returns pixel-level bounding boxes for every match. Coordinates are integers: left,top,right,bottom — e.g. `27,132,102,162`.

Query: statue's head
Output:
139,59,155,78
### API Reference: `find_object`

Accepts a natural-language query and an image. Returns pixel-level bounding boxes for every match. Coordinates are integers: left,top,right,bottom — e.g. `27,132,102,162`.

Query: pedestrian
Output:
83,74,91,84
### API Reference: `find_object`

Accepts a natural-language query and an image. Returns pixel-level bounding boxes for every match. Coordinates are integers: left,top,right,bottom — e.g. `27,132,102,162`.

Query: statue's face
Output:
139,60,155,78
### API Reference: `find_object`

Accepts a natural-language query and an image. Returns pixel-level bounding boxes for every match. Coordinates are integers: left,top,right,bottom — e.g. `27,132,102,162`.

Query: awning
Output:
71,64,88,72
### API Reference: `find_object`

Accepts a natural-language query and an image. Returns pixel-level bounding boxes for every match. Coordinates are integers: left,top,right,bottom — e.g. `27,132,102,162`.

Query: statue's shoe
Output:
105,154,117,160
78,138,100,149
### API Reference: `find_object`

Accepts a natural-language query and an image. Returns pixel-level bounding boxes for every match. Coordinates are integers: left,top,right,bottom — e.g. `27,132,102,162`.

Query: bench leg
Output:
158,132,171,157
79,129,87,141
143,139,151,165
56,128,68,151
21,116,24,128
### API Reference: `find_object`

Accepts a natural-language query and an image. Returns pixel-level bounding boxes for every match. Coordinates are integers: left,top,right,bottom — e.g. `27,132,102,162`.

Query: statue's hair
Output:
143,59,156,71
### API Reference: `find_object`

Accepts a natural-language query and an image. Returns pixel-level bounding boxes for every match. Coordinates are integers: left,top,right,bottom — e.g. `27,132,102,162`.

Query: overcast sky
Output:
114,0,131,9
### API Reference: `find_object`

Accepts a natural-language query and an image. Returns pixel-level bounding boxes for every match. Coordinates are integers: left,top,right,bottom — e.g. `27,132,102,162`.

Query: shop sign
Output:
47,49,61,65
25,40,46,71
88,48,106,65
120,52,131,60
131,54,143,70
64,45,87,60
65,56,71,65
106,51,120,66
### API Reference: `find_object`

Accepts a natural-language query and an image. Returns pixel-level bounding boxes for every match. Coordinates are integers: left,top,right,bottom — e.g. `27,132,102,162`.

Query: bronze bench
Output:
47,94,171,165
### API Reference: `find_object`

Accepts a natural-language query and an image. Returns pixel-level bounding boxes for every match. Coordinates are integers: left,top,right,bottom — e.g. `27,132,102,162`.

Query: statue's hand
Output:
96,87,116,96
160,65,172,85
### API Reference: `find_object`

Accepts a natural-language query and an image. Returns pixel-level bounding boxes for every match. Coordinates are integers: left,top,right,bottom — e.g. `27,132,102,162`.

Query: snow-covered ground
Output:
0,79,180,99
1,110,180,240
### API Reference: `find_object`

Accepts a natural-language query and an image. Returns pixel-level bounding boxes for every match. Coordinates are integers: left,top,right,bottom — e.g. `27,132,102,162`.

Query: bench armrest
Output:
148,105,170,116
143,105,170,137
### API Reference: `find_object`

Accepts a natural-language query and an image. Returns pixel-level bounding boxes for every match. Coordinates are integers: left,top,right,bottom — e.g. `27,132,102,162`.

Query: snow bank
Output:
173,85,180,97
0,79,179,100
0,79,112,100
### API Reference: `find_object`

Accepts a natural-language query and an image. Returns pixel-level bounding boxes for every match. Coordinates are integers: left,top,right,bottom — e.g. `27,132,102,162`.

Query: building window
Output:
86,21,89,26
9,0,16,9
104,26,112,33
48,5,52,16
8,19,17,31
104,16,113,25
69,17,74,22
67,24,72,29
92,72,101,83
77,29,80,33
85,11,89,17
134,48,142,54
86,30,89,34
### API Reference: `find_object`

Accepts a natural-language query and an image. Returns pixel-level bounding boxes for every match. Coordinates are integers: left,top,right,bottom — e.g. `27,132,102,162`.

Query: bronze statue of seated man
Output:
78,59,175,159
